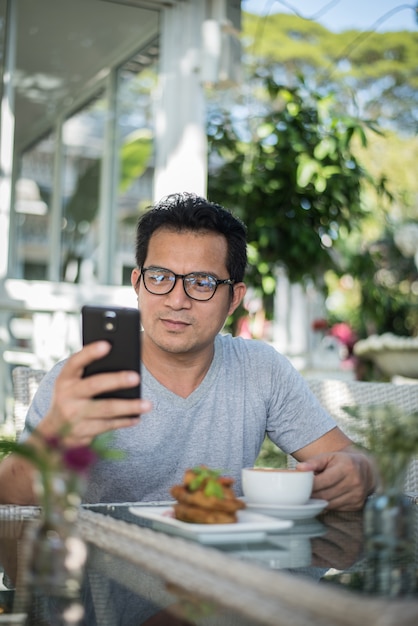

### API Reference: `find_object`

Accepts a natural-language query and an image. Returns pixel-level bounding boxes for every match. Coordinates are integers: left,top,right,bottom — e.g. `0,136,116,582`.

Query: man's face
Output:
131,228,245,358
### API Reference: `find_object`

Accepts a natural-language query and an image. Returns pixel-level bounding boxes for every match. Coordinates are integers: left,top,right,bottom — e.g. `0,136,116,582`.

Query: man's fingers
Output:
61,341,112,377
80,370,140,398
90,396,152,419
58,414,142,445
43,341,153,446
58,343,142,399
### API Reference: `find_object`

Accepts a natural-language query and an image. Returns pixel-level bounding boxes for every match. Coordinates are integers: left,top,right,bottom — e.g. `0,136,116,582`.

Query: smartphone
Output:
81,305,141,399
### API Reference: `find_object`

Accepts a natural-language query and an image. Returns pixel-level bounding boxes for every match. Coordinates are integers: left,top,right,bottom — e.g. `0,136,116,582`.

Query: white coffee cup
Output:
242,467,314,506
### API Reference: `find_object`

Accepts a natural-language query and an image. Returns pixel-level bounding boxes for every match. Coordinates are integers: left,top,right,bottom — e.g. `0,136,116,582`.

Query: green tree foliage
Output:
207,12,417,342
243,12,418,134
337,230,418,337
208,77,387,294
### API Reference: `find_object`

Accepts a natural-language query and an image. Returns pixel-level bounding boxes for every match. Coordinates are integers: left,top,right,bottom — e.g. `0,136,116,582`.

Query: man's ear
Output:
131,268,141,292
228,282,246,316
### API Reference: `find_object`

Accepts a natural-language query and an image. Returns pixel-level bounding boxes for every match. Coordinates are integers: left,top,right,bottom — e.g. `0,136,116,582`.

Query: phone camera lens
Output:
103,310,117,332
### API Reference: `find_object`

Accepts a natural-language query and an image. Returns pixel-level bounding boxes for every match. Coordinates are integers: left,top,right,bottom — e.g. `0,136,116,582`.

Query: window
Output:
60,93,105,283
14,133,54,280
114,41,159,284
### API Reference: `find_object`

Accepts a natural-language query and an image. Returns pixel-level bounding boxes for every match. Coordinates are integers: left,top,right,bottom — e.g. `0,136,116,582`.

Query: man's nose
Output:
165,278,191,306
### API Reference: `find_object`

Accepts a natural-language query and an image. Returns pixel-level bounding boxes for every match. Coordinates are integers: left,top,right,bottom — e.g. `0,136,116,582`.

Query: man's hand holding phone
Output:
35,306,152,447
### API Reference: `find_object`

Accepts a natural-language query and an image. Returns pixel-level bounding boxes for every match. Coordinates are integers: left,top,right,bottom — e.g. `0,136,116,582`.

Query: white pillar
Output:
273,266,290,354
153,0,208,199
0,0,17,284
272,266,311,370
288,281,309,357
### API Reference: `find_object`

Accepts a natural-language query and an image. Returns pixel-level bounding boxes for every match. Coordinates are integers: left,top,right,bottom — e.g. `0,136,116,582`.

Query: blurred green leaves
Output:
344,404,418,489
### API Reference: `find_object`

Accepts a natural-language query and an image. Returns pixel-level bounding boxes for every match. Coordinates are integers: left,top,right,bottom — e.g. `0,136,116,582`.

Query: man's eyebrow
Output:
146,265,221,277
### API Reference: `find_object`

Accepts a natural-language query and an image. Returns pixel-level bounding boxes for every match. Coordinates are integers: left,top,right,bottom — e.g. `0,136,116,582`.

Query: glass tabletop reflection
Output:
1,499,417,625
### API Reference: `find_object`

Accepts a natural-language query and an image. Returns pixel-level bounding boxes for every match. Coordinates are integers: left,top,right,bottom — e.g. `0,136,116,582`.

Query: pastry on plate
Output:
171,465,245,524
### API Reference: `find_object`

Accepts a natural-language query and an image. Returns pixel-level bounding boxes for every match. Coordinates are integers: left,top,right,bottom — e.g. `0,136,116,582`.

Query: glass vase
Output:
363,462,415,596
24,470,88,599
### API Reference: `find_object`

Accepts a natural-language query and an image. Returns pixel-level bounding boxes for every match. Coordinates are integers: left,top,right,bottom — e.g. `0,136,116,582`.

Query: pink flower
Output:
329,322,357,349
63,446,99,472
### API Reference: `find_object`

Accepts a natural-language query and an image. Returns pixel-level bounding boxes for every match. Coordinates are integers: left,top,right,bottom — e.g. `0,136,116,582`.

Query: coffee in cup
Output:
241,467,313,506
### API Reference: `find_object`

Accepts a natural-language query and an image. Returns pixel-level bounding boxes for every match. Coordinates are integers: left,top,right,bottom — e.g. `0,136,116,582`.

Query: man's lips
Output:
160,318,191,331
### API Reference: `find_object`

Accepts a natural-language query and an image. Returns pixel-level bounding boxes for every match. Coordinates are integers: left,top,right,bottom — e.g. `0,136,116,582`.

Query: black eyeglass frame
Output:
140,266,235,301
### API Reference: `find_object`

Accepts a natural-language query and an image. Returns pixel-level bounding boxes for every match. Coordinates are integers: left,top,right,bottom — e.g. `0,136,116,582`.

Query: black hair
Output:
135,192,247,282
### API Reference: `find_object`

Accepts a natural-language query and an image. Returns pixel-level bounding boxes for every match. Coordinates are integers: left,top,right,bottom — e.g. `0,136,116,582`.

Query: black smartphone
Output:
81,305,141,399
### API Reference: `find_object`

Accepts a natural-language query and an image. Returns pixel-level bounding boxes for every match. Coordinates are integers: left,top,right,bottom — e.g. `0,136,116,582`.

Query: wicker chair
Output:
304,378,418,495
12,366,46,438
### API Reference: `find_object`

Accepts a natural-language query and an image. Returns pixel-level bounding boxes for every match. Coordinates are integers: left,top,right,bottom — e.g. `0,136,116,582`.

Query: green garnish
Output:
188,466,225,499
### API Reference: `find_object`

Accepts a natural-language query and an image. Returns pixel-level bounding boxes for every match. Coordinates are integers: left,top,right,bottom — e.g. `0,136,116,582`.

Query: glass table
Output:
1,498,417,625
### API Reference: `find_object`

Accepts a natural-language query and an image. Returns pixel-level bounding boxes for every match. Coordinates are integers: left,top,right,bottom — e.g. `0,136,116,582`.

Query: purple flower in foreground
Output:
63,446,99,472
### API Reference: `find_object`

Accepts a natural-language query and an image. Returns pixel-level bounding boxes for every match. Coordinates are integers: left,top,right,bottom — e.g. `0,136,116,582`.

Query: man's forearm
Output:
0,455,37,505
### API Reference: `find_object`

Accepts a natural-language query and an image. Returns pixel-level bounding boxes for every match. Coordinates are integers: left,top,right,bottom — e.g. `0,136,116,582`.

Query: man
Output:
0,192,375,509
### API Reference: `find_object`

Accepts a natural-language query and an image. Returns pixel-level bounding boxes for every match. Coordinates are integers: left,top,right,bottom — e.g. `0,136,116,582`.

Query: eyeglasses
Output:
141,266,235,301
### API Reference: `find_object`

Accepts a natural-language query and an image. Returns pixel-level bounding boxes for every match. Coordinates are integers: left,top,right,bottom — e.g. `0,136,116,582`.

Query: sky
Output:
241,0,417,32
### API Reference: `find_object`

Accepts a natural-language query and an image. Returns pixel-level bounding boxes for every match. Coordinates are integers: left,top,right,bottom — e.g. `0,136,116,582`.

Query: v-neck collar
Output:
142,335,224,409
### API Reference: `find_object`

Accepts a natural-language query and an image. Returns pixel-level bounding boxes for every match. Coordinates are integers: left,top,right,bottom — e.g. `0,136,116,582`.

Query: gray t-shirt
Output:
24,334,336,503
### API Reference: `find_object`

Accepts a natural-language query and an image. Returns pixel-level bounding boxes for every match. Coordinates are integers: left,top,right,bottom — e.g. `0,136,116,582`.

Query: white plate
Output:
128,506,293,544
244,499,328,520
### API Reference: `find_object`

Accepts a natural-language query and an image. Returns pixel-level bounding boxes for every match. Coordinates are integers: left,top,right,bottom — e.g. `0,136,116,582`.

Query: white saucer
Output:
128,506,293,544
244,499,328,520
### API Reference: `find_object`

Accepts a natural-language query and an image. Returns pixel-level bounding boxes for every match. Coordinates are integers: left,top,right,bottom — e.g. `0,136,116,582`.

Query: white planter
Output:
354,334,418,379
